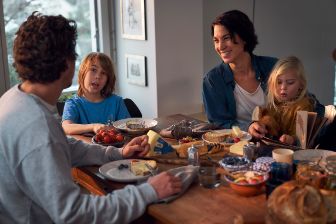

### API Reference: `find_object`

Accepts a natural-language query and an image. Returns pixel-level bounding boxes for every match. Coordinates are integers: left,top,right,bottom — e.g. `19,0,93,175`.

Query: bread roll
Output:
266,181,327,224
320,189,336,223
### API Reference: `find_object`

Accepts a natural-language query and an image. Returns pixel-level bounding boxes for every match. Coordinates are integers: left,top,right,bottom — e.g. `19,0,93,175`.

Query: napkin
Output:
157,165,198,203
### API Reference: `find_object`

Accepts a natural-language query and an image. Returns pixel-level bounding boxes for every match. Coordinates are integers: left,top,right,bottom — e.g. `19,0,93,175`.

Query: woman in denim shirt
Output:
202,10,277,130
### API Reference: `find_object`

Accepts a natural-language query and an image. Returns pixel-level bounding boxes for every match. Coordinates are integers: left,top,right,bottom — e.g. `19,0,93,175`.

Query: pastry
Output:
266,181,328,224
130,160,157,176
320,189,336,223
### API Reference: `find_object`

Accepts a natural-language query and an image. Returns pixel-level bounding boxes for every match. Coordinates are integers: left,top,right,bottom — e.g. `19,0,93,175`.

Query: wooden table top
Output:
71,114,267,224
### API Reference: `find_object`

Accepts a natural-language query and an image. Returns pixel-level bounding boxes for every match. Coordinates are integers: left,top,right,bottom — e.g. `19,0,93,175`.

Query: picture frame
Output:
120,0,146,40
125,54,147,86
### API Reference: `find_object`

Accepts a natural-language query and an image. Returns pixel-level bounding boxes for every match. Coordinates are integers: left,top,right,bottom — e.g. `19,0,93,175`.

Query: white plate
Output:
202,129,252,146
99,159,153,183
113,118,158,134
293,149,336,168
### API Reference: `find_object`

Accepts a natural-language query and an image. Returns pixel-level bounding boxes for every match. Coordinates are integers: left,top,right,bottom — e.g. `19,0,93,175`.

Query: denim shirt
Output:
202,54,278,129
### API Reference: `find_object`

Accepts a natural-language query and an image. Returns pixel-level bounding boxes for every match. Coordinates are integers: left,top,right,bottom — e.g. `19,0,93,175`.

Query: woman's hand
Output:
148,172,182,200
248,122,267,139
122,135,150,158
279,134,295,145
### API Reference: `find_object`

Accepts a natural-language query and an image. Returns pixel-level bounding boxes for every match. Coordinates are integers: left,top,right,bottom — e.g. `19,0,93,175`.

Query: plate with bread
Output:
99,159,158,182
202,126,252,146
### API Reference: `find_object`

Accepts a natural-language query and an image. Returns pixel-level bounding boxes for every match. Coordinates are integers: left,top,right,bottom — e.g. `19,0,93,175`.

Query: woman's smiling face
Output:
213,25,245,64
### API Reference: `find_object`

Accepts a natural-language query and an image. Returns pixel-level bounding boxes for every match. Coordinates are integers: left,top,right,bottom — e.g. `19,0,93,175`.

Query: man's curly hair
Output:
13,12,78,83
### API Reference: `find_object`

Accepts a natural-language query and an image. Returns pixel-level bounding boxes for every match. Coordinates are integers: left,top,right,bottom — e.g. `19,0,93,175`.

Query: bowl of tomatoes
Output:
92,129,127,147
224,170,268,197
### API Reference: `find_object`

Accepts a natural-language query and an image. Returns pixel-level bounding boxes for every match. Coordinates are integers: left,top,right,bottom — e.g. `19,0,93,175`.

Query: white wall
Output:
115,0,158,118
115,0,203,118
155,0,203,116
254,0,336,104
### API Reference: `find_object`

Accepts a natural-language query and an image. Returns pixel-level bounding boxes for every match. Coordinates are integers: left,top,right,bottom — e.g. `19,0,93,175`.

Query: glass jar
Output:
295,161,326,188
325,155,336,190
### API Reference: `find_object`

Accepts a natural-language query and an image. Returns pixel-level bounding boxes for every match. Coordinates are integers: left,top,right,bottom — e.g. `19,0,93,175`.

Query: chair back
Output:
124,98,142,118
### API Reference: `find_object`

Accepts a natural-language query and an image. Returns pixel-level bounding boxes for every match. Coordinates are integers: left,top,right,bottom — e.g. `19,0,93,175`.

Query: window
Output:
0,0,113,94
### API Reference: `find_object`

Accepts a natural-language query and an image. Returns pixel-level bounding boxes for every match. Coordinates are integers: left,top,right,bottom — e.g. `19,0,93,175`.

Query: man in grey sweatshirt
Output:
0,12,182,224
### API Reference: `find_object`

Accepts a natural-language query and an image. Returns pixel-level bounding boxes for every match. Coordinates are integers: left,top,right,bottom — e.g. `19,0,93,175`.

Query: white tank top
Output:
234,83,266,131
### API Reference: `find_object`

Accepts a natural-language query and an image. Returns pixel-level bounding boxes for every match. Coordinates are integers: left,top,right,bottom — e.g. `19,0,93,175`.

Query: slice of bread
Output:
130,160,157,176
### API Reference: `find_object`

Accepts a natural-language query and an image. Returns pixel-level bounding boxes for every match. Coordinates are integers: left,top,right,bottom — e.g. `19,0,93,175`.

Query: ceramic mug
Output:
272,148,294,164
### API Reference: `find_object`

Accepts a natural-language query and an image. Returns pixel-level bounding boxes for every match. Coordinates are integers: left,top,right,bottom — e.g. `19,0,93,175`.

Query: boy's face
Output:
275,69,302,102
83,61,108,96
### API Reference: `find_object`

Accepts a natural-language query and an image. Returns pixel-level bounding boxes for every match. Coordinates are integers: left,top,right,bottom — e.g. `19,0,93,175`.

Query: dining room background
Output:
0,0,335,118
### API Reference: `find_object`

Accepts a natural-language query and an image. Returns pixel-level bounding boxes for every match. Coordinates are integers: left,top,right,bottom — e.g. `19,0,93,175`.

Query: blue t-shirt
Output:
62,95,130,124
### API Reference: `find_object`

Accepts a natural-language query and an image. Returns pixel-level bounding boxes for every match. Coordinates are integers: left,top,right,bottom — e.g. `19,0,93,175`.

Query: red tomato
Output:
233,137,240,143
103,135,112,144
108,130,117,136
115,134,124,142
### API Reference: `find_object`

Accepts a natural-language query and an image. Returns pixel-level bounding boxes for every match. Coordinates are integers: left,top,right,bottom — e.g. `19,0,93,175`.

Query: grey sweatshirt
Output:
0,85,157,224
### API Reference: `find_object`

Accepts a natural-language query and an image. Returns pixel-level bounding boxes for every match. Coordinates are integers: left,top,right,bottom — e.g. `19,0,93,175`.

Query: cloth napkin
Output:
157,165,199,203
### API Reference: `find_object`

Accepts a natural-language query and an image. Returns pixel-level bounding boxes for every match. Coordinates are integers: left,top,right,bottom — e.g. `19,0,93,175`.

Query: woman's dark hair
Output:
13,12,78,83
211,10,258,54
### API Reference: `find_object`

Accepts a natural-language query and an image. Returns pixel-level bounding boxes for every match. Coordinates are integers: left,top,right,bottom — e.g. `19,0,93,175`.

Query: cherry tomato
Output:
115,134,124,142
103,135,112,144
233,137,241,143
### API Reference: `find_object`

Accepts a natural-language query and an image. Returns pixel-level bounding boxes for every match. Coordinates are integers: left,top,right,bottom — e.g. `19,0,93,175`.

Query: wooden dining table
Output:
71,114,267,224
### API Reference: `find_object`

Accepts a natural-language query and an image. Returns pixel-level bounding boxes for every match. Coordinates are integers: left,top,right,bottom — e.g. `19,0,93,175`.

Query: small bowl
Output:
224,170,268,197
219,156,251,172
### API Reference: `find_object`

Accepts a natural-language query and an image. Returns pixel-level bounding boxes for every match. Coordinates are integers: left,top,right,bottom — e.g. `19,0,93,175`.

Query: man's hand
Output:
148,172,182,199
122,135,150,158
248,122,267,139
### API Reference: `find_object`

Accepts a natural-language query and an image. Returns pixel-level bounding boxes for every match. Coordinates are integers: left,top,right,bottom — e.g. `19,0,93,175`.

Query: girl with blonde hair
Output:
248,56,325,145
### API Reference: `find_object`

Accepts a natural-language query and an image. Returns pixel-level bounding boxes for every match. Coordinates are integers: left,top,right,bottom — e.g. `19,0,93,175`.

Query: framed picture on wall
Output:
121,0,146,40
126,54,147,86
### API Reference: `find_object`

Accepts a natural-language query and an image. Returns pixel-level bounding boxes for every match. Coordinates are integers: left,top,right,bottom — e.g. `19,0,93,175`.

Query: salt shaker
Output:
188,144,199,166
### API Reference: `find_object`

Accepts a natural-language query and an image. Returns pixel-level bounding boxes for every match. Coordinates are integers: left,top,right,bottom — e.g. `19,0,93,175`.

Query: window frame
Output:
0,0,115,95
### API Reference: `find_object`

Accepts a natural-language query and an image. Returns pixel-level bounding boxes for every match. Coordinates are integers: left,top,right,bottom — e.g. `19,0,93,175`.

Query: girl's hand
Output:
279,134,295,145
248,122,267,139
122,135,150,158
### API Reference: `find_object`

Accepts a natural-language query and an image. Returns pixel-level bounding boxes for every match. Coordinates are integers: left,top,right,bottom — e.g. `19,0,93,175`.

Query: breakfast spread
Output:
130,160,157,176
